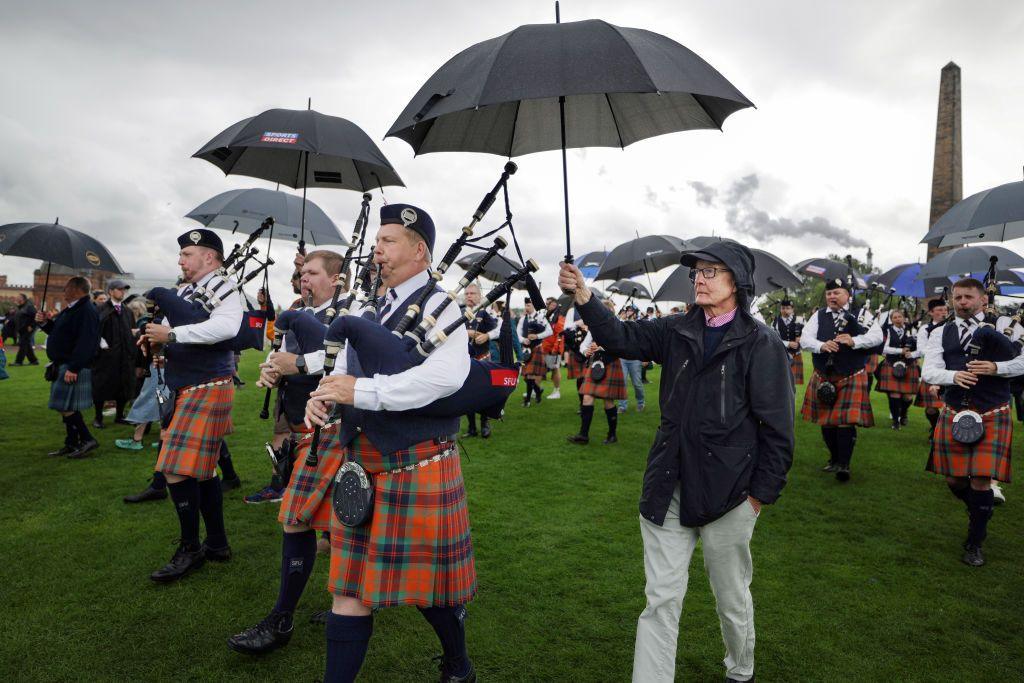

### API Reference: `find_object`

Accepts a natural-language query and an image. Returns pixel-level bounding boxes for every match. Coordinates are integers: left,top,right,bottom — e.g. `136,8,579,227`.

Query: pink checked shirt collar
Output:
704,306,738,328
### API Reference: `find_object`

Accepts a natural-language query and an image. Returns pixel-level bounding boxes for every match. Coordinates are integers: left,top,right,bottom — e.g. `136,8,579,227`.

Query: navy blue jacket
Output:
41,296,100,372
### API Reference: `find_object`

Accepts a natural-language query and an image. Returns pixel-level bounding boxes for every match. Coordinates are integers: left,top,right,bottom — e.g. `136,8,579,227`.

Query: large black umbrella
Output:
793,257,868,290
921,178,1024,247
916,245,1024,280
0,220,126,306
386,11,752,262
686,236,802,293
456,250,521,283
606,279,652,299
186,188,347,246
595,235,689,281
194,106,403,251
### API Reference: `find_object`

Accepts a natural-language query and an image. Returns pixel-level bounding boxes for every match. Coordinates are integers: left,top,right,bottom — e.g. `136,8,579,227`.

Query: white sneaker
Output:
992,482,1006,506
547,389,561,399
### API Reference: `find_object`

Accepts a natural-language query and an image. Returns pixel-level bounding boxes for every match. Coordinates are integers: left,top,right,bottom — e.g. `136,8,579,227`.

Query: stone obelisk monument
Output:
926,62,962,260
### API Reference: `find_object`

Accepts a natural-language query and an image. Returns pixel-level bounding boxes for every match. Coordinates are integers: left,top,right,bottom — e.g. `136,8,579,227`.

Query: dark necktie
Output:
959,318,976,351
181,284,195,300
378,288,397,321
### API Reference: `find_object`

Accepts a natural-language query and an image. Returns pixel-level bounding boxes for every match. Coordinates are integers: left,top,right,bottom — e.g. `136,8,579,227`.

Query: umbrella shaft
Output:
559,95,572,263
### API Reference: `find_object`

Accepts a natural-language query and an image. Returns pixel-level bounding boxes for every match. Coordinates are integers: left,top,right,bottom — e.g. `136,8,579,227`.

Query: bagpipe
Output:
519,316,548,361
562,324,588,363
816,260,863,408
466,306,498,358
258,307,331,419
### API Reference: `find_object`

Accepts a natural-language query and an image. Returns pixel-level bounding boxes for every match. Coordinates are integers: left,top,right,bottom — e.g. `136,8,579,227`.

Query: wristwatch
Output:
167,330,177,344
295,355,307,374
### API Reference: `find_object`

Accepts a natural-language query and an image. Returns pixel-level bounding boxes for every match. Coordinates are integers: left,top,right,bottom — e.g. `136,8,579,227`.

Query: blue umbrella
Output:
871,263,948,298
575,250,608,279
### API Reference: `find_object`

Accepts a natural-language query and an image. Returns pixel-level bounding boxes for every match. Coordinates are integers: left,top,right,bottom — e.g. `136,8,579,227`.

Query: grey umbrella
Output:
186,188,347,246
921,177,1024,247
916,245,1024,280
0,219,126,306
606,279,652,299
386,9,752,262
595,235,689,281
687,236,802,293
194,105,403,251
793,257,869,290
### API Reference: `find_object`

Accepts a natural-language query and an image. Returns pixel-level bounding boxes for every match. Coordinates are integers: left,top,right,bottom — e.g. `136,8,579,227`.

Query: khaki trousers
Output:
632,486,758,682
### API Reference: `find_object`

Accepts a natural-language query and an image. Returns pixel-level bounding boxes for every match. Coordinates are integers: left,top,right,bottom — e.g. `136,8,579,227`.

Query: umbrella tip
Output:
555,0,560,23
307,97,312,110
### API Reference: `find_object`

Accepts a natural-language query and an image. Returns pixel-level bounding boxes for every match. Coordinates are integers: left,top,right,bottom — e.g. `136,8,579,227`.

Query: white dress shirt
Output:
883,326,920,358
329,269,470,412
800,305,883,353
172,270,243,345
516,311,553,344
923,311,1024,385
580,331,595,356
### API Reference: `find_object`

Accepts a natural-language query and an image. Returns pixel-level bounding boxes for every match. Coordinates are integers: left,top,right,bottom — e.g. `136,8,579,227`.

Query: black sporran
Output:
332,461,374,527
816,379,838,407
589,356,607,382
891,360,907,379
951,409,984,445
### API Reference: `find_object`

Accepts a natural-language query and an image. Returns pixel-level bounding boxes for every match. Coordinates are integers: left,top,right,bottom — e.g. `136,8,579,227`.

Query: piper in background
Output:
915,298,949,435
876,308,921,430
463,282,501,438
772,298,803,385
517,297,552,406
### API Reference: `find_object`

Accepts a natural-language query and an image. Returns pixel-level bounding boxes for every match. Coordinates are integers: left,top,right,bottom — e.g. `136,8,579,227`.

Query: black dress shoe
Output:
835,466,851,482
221,475,242,492
437,658,476,683
67,438,99,459
566,434,589,445
203,542,232,562
227,611,294,655
48,444,79,457
150,543,206,583
961,545,985,567
603,435,618,445
480,422,491,439
123,485,168,503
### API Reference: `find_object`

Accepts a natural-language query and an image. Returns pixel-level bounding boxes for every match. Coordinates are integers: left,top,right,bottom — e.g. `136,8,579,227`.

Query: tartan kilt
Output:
928,403,1012,482
865,354,880,374
915,381,943,409
48,365,93,412
156,378,234,480
876,359,921,395
566,353,586,380
579,356,628,400
801,369,875,427
278,423,340,532
789,352,804,385
329,434,476,608
522,348,547,377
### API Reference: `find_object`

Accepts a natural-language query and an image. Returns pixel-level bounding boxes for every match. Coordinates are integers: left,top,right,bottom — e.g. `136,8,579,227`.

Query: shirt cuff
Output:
353,377,379,410
995,361,1018,378
304,351,325,375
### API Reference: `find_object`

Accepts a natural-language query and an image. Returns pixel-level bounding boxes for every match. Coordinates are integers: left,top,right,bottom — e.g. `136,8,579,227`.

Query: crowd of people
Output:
8,214,1018,682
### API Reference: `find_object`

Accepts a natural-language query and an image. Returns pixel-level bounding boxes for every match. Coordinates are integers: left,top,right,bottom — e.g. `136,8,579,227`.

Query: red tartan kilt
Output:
915,381,943,409
876,360,921,395
789,352,804,385
566,353,586,379
579,356,627,400
801,370,875,427
329,435,476,608
865,354,880,374
522,348,547,377
156,379,234,480
278,423,342,532
928,404,1012,482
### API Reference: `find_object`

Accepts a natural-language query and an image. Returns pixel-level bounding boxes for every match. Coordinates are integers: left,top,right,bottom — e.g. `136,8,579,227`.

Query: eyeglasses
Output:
688,266,731,282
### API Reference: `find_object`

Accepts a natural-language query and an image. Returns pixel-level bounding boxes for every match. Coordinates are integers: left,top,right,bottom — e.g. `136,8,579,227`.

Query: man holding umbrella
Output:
559,241,794,683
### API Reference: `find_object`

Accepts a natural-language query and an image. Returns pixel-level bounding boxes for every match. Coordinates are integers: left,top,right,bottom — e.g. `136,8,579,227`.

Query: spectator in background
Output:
617,305,646,413
11,293,38,366
92,279,136,428
37,277,100,459
0,334,8,380
92,290,109,306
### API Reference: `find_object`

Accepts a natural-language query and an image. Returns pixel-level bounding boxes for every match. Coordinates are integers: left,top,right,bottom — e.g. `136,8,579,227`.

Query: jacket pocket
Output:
640,427,676,524
699,442,756,519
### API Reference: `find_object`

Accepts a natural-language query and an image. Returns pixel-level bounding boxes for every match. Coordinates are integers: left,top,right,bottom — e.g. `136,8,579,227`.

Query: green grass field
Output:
1,350,1021,682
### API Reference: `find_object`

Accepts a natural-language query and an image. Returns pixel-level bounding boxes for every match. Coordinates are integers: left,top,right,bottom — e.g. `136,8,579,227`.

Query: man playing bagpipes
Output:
800,277,883,482
561,315,589,412
772,298,803,385
302,204,479,683
518,296,553,406
567,298,629,445
915,298,950,436
462,282,500,439
139,229,240,583
226,249,347,654
923,278,1024,567
877,308,921,430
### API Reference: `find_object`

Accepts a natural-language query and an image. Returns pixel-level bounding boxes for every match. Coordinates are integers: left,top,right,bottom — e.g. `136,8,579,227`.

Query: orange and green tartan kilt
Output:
579,356,627,400
566,353,586,380
522,348,547,377
789,352,804,385
928,403,1012,482
876,359,921,395
865,354,880,374
801,369,874,427
329,434,476,608
156,378,234,480
915,381,943,409
278,422,340,532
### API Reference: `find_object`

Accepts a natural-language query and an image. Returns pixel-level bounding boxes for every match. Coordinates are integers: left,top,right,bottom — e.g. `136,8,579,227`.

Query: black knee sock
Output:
70,411,93,444
94,402,104,424
604,406,618,438
152,469,167,491
901,399,912,420
115,400,126,420
887,396,899,421
926,409,939,430
821,427,838,461
524,379,536,400
197,476,228,549
61,414,78,447
465,413,477,433
419,605,470,677
579,405,594,437
217,441,238,481
966,488,995,548
533,381,543,401
167,478,201,549
947,481,970,507
576,378,584,402
325,613,373,683
834,427,855,467
273,530,317,623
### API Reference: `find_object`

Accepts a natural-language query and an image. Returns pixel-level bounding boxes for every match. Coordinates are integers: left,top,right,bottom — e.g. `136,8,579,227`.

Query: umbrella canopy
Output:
557,286,606,314
186,188,348,246
194,108,403,191
575,250,608,279
686,236,802,293
595,235,689,281
921,179,1024,247
606,279,652,299
793,257,868,290
0,221,125,273
456,250,526,288
386,15,752,261
870,263,949,299
916,245,1024,280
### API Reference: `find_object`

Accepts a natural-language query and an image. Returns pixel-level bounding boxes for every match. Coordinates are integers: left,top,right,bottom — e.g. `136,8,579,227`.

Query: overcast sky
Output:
2,0,1022,304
